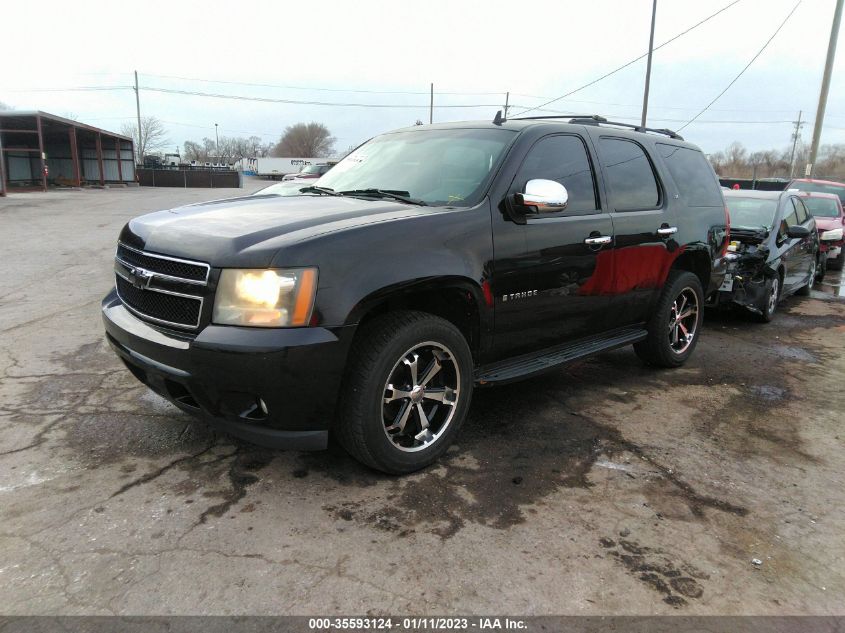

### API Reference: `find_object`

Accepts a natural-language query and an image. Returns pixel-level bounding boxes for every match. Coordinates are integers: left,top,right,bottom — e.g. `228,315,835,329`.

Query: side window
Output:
781,201,799,237
656,143,722,207
784,198,806,226
511,135,598,214
599,138,661,211
793,198,809,224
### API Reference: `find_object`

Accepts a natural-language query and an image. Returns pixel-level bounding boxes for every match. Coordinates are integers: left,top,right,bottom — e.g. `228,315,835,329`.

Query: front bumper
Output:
102,290,356,450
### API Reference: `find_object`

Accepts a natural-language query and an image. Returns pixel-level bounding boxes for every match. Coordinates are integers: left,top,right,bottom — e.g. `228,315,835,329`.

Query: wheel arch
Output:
345,276,490,360
670,248,711,293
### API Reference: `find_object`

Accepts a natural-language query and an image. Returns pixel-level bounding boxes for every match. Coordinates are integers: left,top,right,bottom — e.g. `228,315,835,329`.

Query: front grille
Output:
116,276,202,329
114,242,209,330
117,242,208,282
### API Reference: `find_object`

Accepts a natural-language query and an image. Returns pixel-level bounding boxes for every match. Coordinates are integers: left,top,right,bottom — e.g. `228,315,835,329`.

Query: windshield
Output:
726,197,778,230
789,181,845,205
802,196,840,218
316,128,516,207
301,165,324,174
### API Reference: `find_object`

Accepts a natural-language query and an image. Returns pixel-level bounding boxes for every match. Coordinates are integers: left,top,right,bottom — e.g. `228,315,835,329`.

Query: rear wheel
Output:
756,275,780,323
335,311,473,474
797,258,816,296
634,270,703,368
829,252,843,271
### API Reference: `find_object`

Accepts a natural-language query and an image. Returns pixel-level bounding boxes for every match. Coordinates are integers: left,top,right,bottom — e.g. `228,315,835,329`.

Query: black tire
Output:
634,270,703,368
796,258,816,296
816,255,827,282
335,310,473,474
829,253,843,271
755,274,780,323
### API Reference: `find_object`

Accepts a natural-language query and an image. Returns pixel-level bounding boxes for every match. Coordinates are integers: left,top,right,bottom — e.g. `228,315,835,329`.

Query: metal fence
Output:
719,178,790,191
137,169,242,188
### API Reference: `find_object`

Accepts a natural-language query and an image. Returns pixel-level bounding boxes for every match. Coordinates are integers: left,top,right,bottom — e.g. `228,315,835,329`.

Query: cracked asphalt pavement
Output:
1,183,844,615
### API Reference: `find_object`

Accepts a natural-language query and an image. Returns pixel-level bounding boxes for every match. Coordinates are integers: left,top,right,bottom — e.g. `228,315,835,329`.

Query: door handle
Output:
657,226,678,236
584,235,612,246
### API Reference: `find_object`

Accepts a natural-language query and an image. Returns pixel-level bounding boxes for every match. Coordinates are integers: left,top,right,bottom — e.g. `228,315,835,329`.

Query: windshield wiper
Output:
299,185,341,196
338,189,427,206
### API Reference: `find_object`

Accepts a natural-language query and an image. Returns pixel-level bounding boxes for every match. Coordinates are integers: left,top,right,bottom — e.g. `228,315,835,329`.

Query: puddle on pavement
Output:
8,304,823,544
600,536,710,608
815,267,845,298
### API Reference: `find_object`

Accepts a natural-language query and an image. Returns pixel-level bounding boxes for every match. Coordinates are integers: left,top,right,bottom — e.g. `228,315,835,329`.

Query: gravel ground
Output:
1,182,844,615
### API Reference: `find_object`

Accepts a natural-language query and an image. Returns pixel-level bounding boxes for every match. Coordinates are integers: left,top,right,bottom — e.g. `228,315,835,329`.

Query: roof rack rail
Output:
509,114,684,141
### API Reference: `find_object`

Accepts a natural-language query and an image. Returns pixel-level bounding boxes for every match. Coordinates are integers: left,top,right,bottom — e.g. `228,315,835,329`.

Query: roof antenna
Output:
493,110,505,126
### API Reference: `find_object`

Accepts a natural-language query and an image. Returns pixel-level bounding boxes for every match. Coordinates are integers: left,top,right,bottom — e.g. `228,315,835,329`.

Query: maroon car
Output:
788,177,845,206
798,191,844,273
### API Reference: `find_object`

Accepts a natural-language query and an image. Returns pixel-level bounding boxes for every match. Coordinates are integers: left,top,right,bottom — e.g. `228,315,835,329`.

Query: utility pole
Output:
0,128,6,197
429,83,434,124
504,92,510,119
789,110,804,178
134,70,142,164
807,0,843,177
640,0,658,128
215,123,219,156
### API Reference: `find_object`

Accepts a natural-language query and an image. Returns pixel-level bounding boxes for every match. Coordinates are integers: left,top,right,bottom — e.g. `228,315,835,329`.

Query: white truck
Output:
255,157,322,180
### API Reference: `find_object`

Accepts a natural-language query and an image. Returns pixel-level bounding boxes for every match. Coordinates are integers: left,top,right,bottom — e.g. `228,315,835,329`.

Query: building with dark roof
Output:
0,111,135,195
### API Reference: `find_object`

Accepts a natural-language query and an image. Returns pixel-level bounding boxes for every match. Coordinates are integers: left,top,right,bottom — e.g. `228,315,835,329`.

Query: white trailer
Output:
255,157,322,179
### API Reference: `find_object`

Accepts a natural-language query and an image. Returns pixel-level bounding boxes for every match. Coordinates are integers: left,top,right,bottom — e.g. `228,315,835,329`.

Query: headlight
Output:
821,228,843,241
212,268,318,327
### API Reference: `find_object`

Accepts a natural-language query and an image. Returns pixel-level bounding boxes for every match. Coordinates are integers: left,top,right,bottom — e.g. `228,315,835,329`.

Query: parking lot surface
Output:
1,184,844,615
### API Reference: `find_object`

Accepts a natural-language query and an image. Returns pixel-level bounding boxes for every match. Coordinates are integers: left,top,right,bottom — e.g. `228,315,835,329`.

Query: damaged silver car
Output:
713,190,820,322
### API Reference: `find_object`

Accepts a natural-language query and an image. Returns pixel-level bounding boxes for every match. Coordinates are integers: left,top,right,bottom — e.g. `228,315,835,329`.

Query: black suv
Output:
103,115,729,474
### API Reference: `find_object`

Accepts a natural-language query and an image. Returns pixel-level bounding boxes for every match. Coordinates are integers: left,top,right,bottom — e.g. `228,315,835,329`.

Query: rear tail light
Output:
721,205,731,256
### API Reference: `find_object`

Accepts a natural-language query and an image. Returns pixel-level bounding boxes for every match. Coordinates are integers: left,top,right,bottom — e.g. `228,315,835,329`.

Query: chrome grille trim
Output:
117,241,211,284
114,255,207,286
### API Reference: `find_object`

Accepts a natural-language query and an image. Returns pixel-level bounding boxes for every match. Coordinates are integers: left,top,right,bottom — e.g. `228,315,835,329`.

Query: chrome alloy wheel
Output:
382,341,460,452
807,260,816,290
668,287,700,355
768,277,780,315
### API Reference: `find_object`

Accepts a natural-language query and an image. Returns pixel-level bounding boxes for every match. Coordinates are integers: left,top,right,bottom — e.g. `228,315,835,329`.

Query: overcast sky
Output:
2,0,843,156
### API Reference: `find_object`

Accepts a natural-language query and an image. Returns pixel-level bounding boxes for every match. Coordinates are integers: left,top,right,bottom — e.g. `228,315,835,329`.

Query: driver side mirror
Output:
786,225,810,239
514,179,569,214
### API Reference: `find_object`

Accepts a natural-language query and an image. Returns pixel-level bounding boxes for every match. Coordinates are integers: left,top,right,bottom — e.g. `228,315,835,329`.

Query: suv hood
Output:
121,194,431,268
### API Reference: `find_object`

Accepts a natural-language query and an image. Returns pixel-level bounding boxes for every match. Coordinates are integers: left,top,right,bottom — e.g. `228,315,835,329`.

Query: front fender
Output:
290,201,495,329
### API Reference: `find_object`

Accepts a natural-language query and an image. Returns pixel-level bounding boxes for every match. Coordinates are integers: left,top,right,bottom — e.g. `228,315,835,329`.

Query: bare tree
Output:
121,116,169,163
183,141,205,162
709,140,845,181
0,101,11,111
249,136,274,157
272,122,335,157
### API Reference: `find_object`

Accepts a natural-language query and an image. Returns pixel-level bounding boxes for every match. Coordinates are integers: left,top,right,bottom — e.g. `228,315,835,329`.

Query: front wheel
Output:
816,255,827,282
634,270,703,368
335,311,473,474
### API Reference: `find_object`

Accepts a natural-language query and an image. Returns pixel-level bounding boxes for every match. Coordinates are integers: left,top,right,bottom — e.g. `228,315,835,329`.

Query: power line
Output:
9,80,838,118
677,1,801,132
7,86,131,92
140,73,509,96
512,106,794,124
138,85,504,108
512,0,744,117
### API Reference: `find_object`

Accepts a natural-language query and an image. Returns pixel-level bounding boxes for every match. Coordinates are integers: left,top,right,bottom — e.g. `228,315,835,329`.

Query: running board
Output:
475,326,648,385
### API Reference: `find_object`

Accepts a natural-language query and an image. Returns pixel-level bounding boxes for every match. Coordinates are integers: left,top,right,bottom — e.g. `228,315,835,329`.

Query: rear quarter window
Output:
657,144,723,207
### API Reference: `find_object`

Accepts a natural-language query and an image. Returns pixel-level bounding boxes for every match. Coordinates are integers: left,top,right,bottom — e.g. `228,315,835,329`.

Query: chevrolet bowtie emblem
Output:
127,266,154,289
